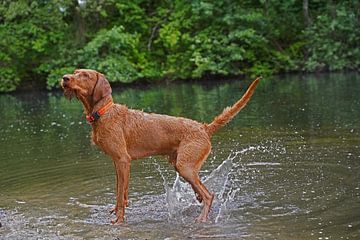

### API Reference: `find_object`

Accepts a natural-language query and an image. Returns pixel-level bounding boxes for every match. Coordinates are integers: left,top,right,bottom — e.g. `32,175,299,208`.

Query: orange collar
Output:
86,101,114,124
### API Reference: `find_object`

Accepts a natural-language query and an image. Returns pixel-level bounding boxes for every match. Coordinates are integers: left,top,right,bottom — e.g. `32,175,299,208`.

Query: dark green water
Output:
0,73,359,239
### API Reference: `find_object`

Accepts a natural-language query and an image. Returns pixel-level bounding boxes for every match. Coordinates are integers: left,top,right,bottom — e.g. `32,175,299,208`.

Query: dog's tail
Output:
205,77,261,136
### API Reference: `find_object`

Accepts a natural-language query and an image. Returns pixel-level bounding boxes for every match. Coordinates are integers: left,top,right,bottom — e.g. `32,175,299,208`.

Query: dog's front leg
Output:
110,161,119,215
111,155,131,224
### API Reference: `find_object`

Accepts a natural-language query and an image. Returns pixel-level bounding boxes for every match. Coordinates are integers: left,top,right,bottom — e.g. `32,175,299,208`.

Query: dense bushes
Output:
303,1,360,71
0,0,359,92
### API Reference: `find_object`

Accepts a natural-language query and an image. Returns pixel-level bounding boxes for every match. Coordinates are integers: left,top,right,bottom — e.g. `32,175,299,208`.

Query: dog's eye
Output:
74,71,89,79
80,72,90,78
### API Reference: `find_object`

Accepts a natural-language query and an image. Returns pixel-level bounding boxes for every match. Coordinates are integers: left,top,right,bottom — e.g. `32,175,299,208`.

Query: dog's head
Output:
61,69,112,104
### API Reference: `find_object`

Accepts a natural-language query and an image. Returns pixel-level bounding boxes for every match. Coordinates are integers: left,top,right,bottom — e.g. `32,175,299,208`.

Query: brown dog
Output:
61,69,260,224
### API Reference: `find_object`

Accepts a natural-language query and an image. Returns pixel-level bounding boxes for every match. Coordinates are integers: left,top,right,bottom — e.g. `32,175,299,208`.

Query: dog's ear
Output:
93,72,112,104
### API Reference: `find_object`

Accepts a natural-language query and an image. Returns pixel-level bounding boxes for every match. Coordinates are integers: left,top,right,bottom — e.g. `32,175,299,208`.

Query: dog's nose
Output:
62,76,70,82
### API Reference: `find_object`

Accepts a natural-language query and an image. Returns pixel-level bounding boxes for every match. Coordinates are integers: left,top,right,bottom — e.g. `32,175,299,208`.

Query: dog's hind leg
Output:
168,151,202,203
175,140,214,222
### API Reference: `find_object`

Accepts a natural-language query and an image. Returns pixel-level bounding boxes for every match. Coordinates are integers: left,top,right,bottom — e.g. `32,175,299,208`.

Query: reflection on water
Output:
0,73,359,239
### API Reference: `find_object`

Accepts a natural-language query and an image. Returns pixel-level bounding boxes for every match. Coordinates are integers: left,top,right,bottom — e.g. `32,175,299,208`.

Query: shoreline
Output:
2,70,358,95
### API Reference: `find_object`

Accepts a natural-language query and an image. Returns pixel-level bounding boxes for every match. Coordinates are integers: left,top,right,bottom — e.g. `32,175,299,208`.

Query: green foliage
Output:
0,0,66,91
46,67,76,89
0,0,359,92
0,67,21,92
303,1,360,71
79,26,145,83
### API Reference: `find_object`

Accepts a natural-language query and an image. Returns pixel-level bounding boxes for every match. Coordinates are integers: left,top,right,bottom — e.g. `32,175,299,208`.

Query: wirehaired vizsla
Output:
61,69,260,224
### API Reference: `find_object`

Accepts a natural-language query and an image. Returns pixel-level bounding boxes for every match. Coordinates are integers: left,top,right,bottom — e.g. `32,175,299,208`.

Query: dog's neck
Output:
78,94,113,116
92,95,113,114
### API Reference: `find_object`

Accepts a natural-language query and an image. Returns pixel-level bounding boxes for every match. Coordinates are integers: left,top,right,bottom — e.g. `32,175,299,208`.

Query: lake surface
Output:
0,73,359,239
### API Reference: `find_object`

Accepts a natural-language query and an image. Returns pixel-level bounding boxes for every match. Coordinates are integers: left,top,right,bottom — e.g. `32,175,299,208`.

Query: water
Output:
0,73,359,239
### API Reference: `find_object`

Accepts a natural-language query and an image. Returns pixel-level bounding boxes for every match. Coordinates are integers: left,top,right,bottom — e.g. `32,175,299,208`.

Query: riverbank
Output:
4,70,358,95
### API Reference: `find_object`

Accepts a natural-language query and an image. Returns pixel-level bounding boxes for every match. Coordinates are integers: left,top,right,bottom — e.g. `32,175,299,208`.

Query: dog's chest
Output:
91,130,99,146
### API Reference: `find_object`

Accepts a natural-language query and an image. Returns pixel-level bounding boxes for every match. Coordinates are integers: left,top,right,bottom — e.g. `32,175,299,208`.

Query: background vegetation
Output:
0,0,359,92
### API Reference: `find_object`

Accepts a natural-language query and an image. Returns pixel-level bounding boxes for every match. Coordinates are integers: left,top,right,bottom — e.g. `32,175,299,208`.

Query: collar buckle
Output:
86,101,113,124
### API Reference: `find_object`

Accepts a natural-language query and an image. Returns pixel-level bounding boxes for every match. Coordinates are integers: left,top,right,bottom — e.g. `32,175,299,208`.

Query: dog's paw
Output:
111,216,125,225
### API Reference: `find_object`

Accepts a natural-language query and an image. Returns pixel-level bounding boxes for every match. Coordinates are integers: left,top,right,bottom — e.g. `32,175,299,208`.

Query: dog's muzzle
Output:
61,76,70,88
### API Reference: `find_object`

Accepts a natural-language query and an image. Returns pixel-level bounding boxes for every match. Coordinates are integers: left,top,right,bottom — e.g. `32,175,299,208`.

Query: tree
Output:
0,0,67,91
0,0,358,92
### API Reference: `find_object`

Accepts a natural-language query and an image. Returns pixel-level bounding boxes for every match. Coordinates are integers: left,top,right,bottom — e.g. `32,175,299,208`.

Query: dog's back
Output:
116,107,209,159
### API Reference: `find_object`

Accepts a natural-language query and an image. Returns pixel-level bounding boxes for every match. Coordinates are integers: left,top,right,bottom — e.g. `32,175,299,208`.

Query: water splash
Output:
155,146,261,223
153,160,188,220
204,147,258,223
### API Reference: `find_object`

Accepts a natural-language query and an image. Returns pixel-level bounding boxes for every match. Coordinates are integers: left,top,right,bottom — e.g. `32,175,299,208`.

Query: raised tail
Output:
205,77,261,136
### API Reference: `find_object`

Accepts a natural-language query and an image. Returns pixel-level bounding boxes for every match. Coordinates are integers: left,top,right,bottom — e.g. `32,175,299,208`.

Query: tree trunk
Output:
303,0,312,26
74,3,86,44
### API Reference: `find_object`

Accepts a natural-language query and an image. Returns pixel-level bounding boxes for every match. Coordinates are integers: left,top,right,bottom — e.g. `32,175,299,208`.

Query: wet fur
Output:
61,69,260,224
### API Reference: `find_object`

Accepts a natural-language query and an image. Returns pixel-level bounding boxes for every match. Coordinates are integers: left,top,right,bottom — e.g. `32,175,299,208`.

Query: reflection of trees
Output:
0,92,94,193
111,73,360,132
112,80,249,124
1,73,359,192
